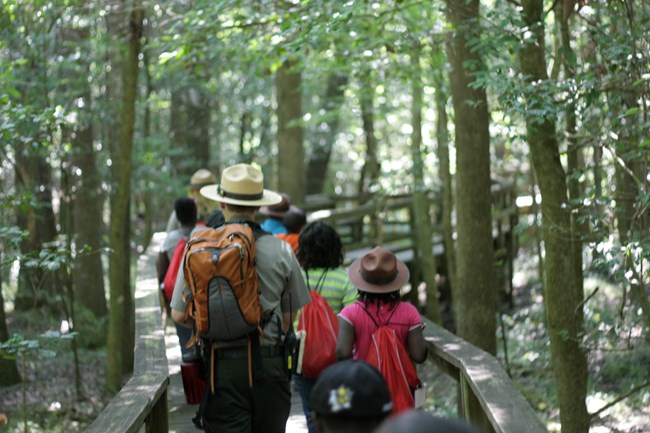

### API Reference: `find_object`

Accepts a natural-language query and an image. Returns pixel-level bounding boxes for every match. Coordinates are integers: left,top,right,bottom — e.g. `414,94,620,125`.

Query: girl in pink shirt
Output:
336,247,427,364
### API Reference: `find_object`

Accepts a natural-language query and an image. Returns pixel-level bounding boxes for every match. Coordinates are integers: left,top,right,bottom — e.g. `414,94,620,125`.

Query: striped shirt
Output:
301,267,357,313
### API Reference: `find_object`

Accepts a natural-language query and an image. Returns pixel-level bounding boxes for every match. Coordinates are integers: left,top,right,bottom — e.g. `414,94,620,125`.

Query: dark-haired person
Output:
375,410,481,433
294,221,357,433
259,192,295,235
310,359,392,433
157,197,197,358
275,206,306,254
336,247,427,413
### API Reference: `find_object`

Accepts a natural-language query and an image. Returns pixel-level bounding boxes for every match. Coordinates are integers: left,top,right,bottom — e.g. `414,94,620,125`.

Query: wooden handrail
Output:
85,233,169,433
422,317,548,433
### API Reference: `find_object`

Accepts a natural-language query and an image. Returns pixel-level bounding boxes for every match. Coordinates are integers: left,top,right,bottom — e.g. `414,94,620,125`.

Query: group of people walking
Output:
156,163,478,433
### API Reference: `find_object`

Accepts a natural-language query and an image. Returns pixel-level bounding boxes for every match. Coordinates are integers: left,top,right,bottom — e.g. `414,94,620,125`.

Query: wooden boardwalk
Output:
165,323,308,433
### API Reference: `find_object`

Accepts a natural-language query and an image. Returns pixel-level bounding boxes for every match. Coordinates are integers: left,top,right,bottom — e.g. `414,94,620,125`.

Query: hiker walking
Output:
157,197,197,356
166,168,218,232
336,247,427,414
293,221,358,433
170,163,310,433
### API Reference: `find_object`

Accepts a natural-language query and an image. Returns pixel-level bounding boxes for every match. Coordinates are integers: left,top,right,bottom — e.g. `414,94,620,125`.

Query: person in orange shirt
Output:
276,207,306,255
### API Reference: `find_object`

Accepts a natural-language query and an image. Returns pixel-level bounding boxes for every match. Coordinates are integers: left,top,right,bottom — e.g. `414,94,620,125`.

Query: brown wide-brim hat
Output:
259,192,298,218
348,247,409,293
199,164,283,207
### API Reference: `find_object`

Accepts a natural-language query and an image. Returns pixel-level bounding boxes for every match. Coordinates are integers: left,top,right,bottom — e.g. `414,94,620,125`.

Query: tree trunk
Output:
275,60,305,204
106,0,143,393
170,86,212,177
432,50,457,329
445,0,496,355
14,143,60,311
306,73,348,194
557,0,586,303
0,268,21,386
410,45,441,323
519,1,589,431
63,26,107,321
72,118,107,319
357,69,381,200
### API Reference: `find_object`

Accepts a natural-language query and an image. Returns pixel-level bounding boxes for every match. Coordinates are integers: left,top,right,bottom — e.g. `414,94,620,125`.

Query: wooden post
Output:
145,388,169,433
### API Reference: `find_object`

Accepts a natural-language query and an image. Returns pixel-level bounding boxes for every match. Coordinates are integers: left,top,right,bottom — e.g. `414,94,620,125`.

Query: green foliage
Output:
72,305,107,349
0,332,75,361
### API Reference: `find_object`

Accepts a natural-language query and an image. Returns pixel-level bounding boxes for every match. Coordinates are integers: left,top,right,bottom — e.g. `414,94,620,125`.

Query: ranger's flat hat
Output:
200,163,282,207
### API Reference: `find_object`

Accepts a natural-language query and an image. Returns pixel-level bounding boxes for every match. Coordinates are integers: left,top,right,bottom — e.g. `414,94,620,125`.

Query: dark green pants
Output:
203,355,291,433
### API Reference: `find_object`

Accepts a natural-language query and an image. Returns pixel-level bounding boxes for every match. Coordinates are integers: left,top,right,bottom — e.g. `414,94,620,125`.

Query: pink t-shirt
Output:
339,300,422,361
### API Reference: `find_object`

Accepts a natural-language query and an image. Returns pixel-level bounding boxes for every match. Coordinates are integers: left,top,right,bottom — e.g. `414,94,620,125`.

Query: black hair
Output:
297,221,344,270
282,208,307,234
205,209,225,228
358,290,401,311
174,197,197,226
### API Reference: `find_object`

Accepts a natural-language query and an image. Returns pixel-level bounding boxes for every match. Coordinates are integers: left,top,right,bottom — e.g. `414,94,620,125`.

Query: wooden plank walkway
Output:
164,323,308,433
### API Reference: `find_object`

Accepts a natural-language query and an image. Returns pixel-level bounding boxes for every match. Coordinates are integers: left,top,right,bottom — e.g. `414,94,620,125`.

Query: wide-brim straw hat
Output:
348,247,409,293
199,164,283,207
190,168,217,189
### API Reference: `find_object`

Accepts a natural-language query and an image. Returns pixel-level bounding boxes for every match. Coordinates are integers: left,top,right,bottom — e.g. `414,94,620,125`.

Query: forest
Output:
0,0,648,432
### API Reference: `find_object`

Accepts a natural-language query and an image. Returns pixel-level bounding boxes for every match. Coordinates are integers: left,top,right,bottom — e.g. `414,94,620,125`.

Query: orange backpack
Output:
183,222,262,346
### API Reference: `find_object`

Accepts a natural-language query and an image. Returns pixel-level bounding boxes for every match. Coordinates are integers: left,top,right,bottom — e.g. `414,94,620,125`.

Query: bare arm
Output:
407,325,428,364
336,317,355,360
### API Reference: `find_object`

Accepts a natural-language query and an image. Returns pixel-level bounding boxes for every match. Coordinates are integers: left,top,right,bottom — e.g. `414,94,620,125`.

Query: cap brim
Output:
348,254,410,293
199,184,283,207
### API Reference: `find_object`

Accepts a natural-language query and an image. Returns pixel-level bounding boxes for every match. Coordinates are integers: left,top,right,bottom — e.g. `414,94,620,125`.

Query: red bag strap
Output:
305,269,328,294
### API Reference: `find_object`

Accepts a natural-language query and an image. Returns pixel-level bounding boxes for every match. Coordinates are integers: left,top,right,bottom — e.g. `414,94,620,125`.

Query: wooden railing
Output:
86,197,547,433
85,233,169,433
423,317,548,433
307,184,518,296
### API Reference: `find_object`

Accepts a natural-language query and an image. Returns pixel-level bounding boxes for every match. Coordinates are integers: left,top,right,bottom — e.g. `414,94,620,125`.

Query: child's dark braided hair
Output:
297,221,344,270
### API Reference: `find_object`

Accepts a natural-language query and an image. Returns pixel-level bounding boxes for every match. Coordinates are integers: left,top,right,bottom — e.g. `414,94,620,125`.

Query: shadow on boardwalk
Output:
164,323,308,433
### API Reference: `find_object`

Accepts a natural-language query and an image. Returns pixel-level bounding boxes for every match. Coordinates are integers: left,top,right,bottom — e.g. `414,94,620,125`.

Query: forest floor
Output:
1,248,649,432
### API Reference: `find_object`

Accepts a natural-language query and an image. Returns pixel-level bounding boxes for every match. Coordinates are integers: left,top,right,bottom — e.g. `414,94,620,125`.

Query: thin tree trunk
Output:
410,44,441,322
306,73,348,194
276,60,305,204
0,269,21,386
106,0,143,393
519,1,589,431
557,0,586,306
14,144,60,311
445,0,497,357
357,69,380,201
433,52,457,328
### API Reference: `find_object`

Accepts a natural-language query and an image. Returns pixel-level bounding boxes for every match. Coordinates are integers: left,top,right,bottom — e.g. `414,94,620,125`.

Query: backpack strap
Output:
305,269,328,294
360,303,399,329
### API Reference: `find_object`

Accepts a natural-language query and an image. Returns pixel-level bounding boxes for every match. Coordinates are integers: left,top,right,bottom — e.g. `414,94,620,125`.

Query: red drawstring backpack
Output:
162,238,187,302
297,270,339,379
362,305,421,415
